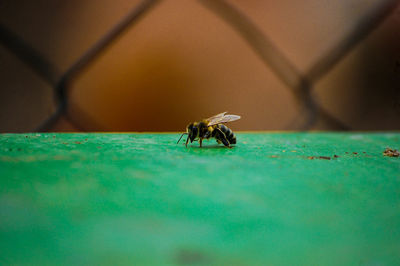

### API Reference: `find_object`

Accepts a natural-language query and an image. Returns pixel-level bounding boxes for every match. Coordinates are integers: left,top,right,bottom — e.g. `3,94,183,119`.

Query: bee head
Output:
187,123,198,143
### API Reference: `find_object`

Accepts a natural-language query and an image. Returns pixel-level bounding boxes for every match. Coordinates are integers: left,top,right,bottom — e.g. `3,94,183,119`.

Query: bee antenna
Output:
177,132,187,144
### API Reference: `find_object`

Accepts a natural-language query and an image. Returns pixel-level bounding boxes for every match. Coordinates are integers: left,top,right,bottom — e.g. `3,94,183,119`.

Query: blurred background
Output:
0,0,399,133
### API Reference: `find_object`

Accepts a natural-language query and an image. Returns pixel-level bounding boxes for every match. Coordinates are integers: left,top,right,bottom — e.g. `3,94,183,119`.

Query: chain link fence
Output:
1,0,399,132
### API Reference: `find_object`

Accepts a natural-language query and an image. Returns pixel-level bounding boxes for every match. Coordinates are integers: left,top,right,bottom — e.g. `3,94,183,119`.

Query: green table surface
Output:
0,133,399,265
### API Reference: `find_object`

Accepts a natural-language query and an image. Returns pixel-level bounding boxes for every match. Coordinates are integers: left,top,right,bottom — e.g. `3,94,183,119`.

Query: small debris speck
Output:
383,148,399,157
353,152,358,155
333,155,339,158
307,156,331,160
319,156,331,160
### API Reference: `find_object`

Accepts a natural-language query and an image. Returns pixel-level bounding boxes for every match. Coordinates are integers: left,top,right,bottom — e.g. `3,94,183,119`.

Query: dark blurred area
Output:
1,0,399,132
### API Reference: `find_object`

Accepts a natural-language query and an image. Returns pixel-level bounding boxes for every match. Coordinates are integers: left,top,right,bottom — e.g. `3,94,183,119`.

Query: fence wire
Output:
0,0,399,132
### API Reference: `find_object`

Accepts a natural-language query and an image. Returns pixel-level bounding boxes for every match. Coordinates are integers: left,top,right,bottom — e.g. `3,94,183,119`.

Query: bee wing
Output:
207,114,241,126
206,112,227,121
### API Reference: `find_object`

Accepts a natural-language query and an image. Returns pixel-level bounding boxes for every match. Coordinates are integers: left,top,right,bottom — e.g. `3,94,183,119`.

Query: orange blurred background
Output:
1,0,399,132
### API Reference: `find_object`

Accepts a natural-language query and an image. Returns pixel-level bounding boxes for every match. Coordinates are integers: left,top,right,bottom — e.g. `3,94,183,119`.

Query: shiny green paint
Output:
0,133,399,265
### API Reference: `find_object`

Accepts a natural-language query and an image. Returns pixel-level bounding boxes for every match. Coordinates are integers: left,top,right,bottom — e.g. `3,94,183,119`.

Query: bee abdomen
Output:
218,124,236,144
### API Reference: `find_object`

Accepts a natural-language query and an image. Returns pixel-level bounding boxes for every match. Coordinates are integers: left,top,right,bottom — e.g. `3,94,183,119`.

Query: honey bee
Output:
177,112,241,148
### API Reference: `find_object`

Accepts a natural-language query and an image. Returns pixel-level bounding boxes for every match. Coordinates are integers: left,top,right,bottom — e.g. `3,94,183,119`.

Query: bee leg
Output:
185,137,189,148
221,138,231,148
199,138,203,148
215,128,231,148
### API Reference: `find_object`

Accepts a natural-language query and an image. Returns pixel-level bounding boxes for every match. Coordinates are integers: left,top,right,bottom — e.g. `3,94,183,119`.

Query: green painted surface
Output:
0,133,399,265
